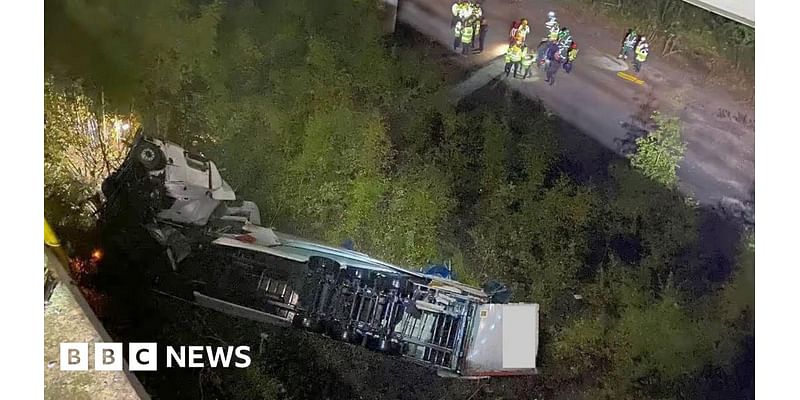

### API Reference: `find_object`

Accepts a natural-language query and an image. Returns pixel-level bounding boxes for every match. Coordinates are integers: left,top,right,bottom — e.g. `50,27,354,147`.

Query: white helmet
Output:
548,11,556,19
640,36,646,42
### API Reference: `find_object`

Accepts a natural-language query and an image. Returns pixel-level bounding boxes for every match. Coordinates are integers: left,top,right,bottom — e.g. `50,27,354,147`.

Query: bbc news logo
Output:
60,343,251,371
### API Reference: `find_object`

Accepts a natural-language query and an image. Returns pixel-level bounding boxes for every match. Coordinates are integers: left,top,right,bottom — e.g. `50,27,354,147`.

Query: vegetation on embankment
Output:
45,0,753,398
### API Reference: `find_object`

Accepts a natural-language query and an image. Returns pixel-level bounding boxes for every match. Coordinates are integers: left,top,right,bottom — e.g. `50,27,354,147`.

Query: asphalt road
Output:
398,0,755,208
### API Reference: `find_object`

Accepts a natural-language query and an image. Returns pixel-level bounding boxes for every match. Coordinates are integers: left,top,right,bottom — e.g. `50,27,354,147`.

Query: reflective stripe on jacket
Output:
508,45,523,62
461,26,475,44
521,53,535,67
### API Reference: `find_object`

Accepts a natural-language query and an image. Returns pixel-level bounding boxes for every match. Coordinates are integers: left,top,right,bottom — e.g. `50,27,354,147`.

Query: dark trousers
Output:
633,58,644,72
619,45,634,59
505,61,520,77
545,62,559,84
522,64,533,79
477,30,487,51
454,37,461,50
461,40,472,54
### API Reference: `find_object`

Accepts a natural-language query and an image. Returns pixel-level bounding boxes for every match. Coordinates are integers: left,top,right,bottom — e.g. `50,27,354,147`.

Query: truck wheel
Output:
136,142,165,171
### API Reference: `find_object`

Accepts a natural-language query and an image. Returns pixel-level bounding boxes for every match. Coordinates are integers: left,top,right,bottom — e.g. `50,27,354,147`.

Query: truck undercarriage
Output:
98,132,540,378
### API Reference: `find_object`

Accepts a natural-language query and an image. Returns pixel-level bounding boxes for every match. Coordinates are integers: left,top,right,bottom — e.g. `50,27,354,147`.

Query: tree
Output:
629,112,686,187
45,77,138,228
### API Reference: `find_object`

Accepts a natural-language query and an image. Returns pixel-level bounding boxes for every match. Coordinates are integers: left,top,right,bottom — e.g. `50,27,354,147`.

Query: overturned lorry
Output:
99,131,540,378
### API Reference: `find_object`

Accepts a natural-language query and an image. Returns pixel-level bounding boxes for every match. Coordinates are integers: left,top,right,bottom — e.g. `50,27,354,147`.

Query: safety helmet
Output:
548,11,556,18
640,36,646,42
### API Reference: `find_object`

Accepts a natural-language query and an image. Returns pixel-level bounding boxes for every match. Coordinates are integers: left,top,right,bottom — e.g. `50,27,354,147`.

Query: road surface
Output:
398,0,755,208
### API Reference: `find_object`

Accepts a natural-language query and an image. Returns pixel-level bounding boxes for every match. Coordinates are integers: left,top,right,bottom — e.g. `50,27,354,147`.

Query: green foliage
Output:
719,233,755,326
222,361,282,400
45,77,137,228
629,112,686,187
611,294,715,387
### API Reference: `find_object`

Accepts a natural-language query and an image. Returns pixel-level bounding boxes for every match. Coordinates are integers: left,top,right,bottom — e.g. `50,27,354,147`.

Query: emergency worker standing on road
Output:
557,27,572,47
453,20,463,51
545,11,559,39
460,18,476,55
545,50,563,85
633,37,649,72
471,0,483,20
516,18,531,45
472,17,481,51
618,28,638,59
510,20,520,44
564,41,578,73
451,1,465,28
459,1,474,21
475,17,488,53
542,38,560,69
520,46,536,79
537,37,556,68
505,41,524,78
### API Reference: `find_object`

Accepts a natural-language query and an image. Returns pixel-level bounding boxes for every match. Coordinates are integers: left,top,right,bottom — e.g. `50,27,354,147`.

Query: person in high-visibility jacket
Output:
557,27,571,47
459,1,473,20
548,28,559,41
568,42,579,62
451,2,459,28
520,46,536,79
545,11,559,39
633,37,649,73
516,18,531,44
471,1,482,20
563,41,579,74
460,18,476,55
453,20,463,51
504,42,524,78
618,28,638,60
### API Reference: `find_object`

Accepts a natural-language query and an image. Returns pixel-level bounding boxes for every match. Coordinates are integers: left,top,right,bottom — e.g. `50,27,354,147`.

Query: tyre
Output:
135,142,166,171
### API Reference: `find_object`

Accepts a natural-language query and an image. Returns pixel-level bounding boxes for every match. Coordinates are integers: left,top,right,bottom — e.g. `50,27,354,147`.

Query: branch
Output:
97,90,113,176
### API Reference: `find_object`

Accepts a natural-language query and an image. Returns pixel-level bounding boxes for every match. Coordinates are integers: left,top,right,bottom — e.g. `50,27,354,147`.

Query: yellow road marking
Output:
616,71,644,85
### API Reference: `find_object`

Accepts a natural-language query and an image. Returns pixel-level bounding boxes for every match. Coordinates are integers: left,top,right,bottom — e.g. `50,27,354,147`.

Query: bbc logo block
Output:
60,343,89,371
59,342,251,371
60,342,157,371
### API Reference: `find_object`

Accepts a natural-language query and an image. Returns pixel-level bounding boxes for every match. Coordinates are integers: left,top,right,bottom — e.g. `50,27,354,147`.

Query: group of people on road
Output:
503,11,579,86
450,3,650,86
451,0,488,55
618,28,650,72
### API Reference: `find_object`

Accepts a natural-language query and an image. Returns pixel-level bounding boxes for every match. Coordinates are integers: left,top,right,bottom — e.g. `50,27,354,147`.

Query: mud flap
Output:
144,224,192,270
